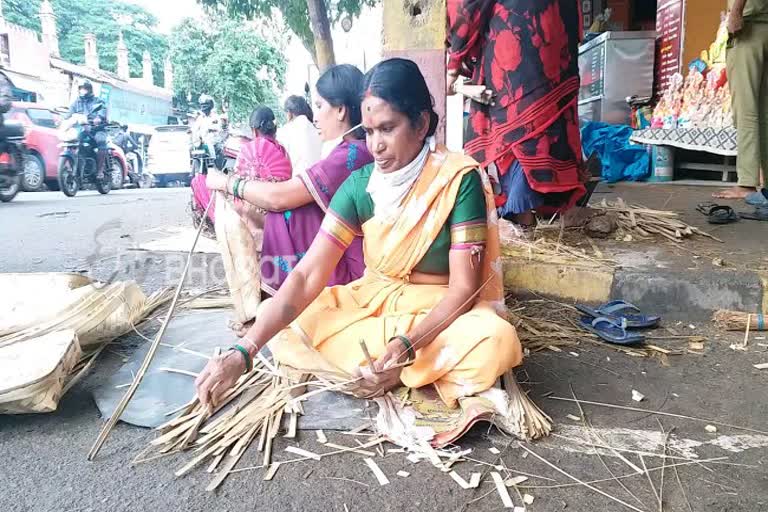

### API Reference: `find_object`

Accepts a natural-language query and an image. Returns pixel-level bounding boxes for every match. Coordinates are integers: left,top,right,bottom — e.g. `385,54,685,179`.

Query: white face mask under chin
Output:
366,138,434,221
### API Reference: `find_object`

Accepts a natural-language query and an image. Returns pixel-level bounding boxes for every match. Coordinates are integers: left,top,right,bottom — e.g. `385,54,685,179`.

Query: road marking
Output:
535,425,768,459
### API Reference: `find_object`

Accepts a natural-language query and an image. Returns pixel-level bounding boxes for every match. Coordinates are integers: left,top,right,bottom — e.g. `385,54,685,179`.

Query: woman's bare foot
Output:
229,319,254,337
712,186,756,199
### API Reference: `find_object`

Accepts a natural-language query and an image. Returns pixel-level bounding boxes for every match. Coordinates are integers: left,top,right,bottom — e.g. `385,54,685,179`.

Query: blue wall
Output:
99,84,172,127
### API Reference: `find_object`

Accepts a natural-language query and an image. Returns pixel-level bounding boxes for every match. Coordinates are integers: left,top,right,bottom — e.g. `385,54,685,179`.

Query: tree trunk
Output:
306,0,335,72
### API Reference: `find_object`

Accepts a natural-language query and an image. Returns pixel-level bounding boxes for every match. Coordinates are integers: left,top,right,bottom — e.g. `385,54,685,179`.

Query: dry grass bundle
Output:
713,310,766,331
502,371,552,440
594,198,722,243
507,297,666,359
499,220,614,267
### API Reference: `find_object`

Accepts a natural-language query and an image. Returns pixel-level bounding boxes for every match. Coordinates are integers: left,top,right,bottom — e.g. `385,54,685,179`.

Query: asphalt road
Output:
2,188,768,512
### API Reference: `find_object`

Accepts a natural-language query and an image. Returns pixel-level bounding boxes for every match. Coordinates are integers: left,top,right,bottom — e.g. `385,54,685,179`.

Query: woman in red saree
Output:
447,0,587,226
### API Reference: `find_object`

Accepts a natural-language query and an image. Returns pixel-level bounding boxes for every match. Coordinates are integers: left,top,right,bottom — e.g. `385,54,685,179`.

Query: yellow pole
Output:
382,0,447,143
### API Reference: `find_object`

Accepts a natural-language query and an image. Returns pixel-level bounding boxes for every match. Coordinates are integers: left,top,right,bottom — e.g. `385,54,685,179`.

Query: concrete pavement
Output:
504,182,768,322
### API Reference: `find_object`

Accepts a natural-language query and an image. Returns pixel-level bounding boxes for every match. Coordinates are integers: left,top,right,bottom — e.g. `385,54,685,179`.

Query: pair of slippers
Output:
696,203,738,224
576,300,660,346
697,202,768,223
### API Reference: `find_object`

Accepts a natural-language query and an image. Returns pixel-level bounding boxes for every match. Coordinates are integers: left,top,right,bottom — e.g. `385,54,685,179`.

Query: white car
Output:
145,125,192,187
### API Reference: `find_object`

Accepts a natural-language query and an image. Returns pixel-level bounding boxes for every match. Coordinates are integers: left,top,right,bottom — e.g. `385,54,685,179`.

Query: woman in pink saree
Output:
201,65,372,303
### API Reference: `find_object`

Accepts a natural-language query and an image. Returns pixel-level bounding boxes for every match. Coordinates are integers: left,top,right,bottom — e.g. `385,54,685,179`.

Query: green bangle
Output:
394,335,416,362
238,179,247,199
230,344,252,373
232,177,241,198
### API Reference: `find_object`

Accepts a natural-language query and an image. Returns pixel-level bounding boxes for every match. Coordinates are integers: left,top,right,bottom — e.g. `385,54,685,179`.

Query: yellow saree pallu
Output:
269,149,522,406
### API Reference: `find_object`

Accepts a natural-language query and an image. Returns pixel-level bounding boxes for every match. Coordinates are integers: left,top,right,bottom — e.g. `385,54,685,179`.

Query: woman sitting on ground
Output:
195,58,522,408
204,64,372,298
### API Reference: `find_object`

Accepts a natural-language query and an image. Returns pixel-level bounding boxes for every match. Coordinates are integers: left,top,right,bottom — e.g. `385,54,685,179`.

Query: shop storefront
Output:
580,0,738,182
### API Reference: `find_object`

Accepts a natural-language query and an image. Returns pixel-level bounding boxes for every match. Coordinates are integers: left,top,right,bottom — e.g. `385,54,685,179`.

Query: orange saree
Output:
269,148,522,406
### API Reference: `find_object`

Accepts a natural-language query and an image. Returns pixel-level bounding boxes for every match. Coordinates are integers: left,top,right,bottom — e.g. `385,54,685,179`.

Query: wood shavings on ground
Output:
286,446,321,461
449,471,472,489
364,458,389,486
491,471,515,508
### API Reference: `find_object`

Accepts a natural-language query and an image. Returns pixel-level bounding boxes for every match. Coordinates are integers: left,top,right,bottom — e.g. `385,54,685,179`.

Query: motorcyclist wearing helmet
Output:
192,94,221,159
68,81,109,178
113,123,143,175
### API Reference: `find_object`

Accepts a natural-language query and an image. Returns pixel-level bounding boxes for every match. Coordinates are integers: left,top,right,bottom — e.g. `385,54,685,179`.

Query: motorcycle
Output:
0,117,24,203
125,149,148,188
221,131,250,172
57,114,122,197
106,126,148,189
190,144,217,179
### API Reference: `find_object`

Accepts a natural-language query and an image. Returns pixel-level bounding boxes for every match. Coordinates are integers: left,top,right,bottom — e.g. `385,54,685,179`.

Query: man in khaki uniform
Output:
714,0,768,202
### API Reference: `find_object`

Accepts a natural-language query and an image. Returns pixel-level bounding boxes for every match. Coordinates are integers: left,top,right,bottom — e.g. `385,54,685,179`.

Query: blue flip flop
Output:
576,300,660,328
579,316,646,346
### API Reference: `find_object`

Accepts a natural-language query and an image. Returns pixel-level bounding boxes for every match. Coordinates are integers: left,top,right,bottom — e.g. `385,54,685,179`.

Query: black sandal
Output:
696,202,720,215
707,205,739,224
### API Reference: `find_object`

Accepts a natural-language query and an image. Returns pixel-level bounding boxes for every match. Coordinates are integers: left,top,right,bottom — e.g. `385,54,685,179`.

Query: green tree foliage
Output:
198,0,376,64
2,0,168,86
169,18,286,122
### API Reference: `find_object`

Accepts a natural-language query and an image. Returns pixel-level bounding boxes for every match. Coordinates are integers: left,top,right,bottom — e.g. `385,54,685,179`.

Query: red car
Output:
7,102,62,191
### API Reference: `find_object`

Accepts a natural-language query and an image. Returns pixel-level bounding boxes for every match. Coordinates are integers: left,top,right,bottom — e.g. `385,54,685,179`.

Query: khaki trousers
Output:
727,21,768,187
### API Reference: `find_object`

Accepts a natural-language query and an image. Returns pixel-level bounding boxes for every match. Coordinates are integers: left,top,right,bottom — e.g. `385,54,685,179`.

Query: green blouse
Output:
322,164,488,275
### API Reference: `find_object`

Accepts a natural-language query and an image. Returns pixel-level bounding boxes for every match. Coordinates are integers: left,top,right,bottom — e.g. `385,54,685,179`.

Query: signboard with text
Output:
655,0,685,94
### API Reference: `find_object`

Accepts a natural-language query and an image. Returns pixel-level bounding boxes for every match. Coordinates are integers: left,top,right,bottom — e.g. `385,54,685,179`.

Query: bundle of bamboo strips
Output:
713,310,767,331
502,371,552,440
595,198,722,243
137,358,313,490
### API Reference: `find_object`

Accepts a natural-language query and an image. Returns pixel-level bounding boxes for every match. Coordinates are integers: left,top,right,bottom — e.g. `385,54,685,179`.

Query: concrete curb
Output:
503,256,766,322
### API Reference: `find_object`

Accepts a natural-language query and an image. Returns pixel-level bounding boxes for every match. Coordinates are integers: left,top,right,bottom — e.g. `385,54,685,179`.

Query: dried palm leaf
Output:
214,191,261,325
0,329,81,413
0,281,154,349
0,272,92,335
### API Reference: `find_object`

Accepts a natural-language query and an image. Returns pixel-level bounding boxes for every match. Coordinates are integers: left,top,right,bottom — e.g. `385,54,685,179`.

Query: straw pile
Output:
594,198,722,243
507,297,677,359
